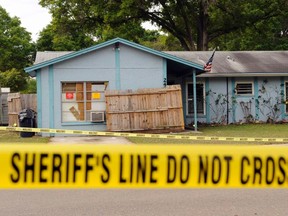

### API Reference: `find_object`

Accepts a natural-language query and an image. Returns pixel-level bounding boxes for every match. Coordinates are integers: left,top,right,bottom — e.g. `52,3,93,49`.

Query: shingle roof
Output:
165,51,288,76
34,51,73,64
31,43,288,77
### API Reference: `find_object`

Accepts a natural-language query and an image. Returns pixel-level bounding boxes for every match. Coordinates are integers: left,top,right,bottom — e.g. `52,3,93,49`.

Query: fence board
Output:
105,85,184,132
8,93,37,126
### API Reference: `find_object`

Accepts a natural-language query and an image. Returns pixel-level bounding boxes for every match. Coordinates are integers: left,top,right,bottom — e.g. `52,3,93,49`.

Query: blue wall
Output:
120,44,163,89
39,43,164,134
192,76,287,124
37,42,288,134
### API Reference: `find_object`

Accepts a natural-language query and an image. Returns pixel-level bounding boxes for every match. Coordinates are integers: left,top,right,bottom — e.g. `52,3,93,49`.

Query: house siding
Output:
256,77,285,122
30,39,288,134
206,77,230,124
36,70,42,128
178,76,288,125
233,77,256,123
39,66,50,130
119,44,163,90
38,44,164,134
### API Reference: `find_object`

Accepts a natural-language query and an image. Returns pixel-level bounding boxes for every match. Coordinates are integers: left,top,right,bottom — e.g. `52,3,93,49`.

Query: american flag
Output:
204,49,216,72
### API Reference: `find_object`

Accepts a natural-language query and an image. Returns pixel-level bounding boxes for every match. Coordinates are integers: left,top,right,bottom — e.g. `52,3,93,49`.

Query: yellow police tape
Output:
0,144,288,189
1,126,288,142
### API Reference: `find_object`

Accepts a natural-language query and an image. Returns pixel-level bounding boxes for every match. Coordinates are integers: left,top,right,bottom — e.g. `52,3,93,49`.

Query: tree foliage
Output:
209,0,288,50
140,32,184,51
36,17,179,51
0,6,34,92
39,0,288,51
36,22,96,51
0,6,34,71
36,12,174,51
21,78,37,94
0,68,28,92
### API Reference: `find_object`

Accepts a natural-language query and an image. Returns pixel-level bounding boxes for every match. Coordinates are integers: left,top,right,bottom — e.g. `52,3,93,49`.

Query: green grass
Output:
197,124,288,137
0,131,50,144
127,124,288,145
1,124,288,145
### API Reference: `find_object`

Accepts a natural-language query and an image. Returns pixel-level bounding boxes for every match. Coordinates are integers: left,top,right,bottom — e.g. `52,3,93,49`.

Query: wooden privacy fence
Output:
8,93,37,126
105,85,184,132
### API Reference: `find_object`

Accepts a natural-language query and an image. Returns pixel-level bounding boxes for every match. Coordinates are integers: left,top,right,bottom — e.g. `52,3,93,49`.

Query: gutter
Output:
198,73,288,77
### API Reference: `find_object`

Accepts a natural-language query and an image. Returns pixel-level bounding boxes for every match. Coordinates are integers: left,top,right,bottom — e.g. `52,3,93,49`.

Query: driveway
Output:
48,135,288,145
49,136,133,144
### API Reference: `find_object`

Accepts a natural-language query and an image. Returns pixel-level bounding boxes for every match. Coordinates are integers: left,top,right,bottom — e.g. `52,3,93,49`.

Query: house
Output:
165,51,288,124
25,38,288,135
24,38,204,134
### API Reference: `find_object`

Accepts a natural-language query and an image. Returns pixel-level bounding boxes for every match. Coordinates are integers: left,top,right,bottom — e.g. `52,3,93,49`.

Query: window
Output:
61,82,107,122
235,82,253,95
187,83,205,115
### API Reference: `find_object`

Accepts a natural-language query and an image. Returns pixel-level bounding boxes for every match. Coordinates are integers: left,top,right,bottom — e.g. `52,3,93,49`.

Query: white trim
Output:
186,82,206,115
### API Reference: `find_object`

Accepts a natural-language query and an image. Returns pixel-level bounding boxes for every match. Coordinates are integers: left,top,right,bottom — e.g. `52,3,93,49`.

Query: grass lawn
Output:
0,131,50,144
127,124,288,145
0,124,288,145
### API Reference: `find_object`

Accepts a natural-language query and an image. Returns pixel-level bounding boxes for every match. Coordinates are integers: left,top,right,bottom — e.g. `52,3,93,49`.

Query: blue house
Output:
25,38,288,134
166,51,288,124
25,38,204,133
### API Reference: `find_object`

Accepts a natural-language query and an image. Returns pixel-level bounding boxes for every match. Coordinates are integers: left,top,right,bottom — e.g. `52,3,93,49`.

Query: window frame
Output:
186,82,205,115
235,82,254,96
61,81,107,123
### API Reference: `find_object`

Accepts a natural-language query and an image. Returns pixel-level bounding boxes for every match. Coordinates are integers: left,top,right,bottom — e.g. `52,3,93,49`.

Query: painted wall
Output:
38,44,164,134
256,77,286,122
37,42,288,134
170,75,288,126
38,67,50,129
206,77,230,124
231,77,256,123
119,44,163,90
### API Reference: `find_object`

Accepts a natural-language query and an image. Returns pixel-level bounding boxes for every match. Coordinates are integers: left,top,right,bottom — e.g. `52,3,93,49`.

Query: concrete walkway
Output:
49,136,132,144
48,135,288,145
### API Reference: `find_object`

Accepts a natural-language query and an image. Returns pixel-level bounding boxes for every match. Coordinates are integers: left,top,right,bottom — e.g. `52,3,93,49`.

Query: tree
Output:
209,0,288,50
36,22,96,51
0,68,28,92
39,0,288,51
0,6,34,92
0,6,34,71
21,78,37,94
36,14,173,51
140,32,184,51
35,24,54,51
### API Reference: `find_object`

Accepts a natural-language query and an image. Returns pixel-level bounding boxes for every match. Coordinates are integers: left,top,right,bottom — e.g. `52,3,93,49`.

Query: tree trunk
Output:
197,0,209,51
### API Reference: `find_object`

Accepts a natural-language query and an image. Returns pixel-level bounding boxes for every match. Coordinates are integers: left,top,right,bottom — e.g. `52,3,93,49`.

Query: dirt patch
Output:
49,136,133,145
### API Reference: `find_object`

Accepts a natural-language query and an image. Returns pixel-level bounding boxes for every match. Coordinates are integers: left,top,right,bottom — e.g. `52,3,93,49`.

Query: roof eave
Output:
198,72,288,77
28,71,36,77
